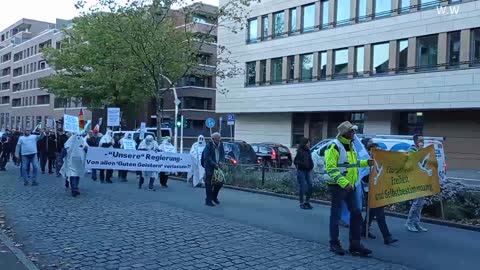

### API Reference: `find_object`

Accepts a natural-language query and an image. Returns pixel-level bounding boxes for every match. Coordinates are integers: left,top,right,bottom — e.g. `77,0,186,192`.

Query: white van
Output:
311,134,447,181
135,127,172,139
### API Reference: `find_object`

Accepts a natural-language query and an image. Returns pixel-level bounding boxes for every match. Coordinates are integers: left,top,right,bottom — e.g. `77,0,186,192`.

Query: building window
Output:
419,0,441,10
1,82,10,90
350,112,365,134
247,18,258,42
193,15,209,24
181,97,212,110
262,16,269,40
260,60,267,84
292,114,306,147
300,53,314,81
357,0,368,22
246,62,256,86
374,0,392,18
336,0,351,26
1,96,9,104
372,42,390,74
271,58,283,84
302,4,316,33
398,39,409,72
417,34,438,69
321,0,329,28
288,56,295,81
319,51,327,79
273,11,285,38
355,46,364,76
334,48,349,78
399,112,424,135
39,60,46,70
447,31,461,67
399,0,410,13
290,8,297,33
37,95,50,105
473,28,480,64
12,98,21,107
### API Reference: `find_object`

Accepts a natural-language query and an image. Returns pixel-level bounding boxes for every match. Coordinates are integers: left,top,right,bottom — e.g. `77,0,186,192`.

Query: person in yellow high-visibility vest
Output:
325,121,373,257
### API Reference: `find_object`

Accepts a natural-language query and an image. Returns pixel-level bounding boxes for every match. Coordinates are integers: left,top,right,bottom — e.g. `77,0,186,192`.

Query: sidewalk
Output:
0,234,31,270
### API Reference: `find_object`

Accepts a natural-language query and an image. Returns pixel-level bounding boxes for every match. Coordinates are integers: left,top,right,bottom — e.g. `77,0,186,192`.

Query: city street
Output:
0,165,478,270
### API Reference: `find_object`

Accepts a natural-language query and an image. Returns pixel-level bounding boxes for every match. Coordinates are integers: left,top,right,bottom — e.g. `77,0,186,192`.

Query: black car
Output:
222,141,258,165
251,143,293,168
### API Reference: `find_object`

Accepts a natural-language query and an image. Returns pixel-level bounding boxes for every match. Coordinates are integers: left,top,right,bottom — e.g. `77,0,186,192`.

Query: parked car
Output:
251,143,293,168
310,134,447,181
222,141,258,165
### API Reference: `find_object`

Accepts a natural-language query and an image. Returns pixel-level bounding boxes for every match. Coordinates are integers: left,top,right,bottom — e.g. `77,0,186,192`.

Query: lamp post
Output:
158,74,180,151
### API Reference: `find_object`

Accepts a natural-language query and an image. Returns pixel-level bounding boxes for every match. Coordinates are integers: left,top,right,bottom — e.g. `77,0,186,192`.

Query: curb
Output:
172,177,480,232
0,230,41,270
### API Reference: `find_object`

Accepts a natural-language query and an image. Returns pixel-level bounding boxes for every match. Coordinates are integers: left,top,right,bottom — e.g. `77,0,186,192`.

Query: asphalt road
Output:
1,165,479,270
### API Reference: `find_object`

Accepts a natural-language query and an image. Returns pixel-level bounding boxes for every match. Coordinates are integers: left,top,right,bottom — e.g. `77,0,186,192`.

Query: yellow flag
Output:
368,145,441,208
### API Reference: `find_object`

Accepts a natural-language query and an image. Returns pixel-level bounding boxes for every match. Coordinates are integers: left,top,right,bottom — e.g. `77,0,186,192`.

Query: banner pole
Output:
366,198,370,240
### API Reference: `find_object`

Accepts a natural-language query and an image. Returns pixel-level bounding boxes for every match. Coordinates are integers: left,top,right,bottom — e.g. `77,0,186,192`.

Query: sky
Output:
0,0,220,31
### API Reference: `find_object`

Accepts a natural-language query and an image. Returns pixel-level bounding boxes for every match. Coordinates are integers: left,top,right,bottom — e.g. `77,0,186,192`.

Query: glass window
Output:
400,0,410,13
351,113,365,134
260,60,267,84
336,0,351,25
448,31,461,67
246,62,256,86
334,48,349,77
319,51,327,79
355,46,364,75
473,28,480,64
300,53,314,81
417,35,438,69
302,4,316,32
357,0,367,22
290,8,297,33
398,39,409,72
273,11,285,37
248,18,258,42
288,56,295,81
262,16,269,39
375,0,392,18
271,58,283,84
419,0,441,10
372,42,390,74
321,0,329,28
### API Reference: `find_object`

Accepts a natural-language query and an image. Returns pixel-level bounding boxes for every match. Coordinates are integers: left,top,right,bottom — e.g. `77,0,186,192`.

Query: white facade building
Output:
217,0,480,169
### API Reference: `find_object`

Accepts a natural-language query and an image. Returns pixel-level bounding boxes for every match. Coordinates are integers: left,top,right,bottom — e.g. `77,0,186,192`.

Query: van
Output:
135,127,172,139
310,134,447,181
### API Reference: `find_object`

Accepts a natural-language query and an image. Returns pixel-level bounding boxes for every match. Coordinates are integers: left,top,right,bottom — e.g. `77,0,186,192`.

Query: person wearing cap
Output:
15,128,45,186
325,121,373,256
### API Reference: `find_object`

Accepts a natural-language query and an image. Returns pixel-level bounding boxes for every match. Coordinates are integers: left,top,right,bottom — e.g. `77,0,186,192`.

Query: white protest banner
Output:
85,147,193,173
64,115,80,133
107,107,121,127
140,122,146,140
122,140,136,150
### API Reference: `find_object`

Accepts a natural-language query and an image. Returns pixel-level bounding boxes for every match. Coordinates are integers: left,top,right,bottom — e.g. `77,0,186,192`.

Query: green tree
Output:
42,0,260,139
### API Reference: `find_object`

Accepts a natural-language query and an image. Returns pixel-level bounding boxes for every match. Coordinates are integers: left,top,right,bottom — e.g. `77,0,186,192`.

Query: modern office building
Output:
0,18,90,130
217,0,480,169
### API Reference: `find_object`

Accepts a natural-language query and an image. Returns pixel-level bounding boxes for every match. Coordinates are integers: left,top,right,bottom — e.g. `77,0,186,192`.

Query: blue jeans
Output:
297,170,312,203
21,154,38,182
407,197,425,225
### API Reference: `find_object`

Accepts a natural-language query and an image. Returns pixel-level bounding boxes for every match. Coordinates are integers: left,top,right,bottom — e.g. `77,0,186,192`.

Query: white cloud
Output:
0,0,220,31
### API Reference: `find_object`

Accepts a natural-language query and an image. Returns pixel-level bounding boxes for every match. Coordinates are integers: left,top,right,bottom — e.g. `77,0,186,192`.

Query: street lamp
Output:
158,74,180,152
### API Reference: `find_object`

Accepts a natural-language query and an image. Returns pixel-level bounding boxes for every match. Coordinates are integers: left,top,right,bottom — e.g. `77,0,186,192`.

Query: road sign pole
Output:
230,125,233,141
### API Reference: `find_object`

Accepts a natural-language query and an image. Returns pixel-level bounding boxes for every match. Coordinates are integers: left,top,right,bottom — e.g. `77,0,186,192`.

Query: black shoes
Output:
349,244,372,257
31,181,39,186
213,199,220,205
205,201,215,207
300,202,313,210
65,180,70,189
330,242,346,256
71,191,80,197
384,236,399,245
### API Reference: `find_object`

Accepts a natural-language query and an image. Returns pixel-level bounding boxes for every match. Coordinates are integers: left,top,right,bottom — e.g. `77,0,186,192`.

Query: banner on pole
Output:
368,145,441,208
64,115,80,133
46,118,55,129
85,147,193,172
140,122,146,140
107,108,121,127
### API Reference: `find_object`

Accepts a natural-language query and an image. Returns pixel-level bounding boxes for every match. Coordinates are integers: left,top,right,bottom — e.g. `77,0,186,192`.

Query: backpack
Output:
201,149,206,168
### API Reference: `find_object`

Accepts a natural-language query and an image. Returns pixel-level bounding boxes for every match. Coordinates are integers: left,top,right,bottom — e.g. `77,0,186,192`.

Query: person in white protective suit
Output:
98,129,114,183
60,122,90,197
158,136,176,187
118,133,137,181
188,135,206,187
137,135,158,190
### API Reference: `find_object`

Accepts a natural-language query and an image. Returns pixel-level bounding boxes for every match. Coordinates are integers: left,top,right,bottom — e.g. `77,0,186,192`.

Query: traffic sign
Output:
227,114,235,126
205,118,216,128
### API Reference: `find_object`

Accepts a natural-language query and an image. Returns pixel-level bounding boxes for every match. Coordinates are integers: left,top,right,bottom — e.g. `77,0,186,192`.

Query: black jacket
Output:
203,141,225,172
294,147,314,171
87,136,101,147
56,134,69,153
47,134,57,155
